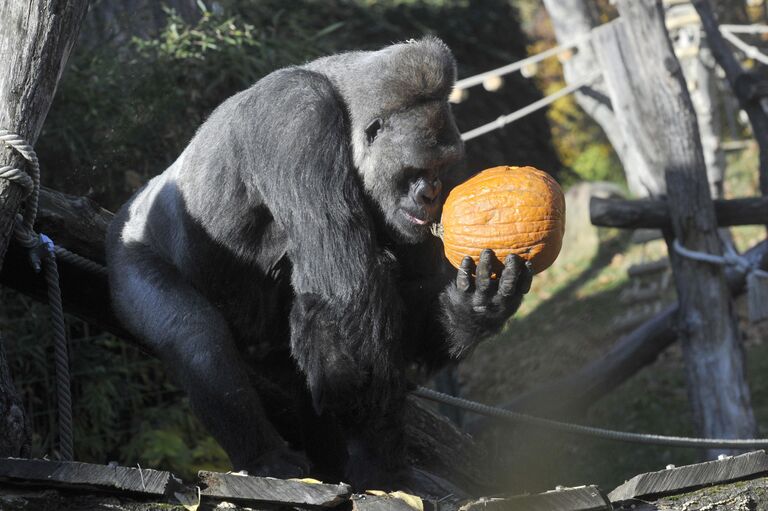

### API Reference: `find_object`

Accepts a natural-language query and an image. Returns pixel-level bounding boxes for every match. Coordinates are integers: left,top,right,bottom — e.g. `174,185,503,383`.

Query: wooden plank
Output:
198,471,351,507
352,494,424,511
590,196,768,230
608,450,768,503
460,486,611,511
0,458,178,497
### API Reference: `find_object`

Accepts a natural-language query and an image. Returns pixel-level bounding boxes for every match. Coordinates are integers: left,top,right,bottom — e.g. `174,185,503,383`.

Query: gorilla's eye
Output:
365,118,383,144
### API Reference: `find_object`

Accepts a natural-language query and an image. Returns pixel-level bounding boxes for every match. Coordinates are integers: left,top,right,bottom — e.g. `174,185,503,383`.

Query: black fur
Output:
106,37,531,490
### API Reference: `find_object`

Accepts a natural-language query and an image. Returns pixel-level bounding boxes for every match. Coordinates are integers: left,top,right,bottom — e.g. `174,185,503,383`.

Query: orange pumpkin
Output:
439,165,565,274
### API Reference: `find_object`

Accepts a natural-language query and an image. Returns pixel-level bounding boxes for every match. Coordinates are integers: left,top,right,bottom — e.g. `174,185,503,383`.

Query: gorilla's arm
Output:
242,68,407,467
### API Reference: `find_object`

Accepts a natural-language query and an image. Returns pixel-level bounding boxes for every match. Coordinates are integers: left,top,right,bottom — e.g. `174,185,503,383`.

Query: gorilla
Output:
106,37,532,490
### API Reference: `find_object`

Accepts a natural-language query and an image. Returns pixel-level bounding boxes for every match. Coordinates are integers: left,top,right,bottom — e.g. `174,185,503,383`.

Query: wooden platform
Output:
3,452,768,510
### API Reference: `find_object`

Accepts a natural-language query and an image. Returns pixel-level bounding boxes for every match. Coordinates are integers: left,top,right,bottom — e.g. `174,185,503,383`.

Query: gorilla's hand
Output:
439,249,532,358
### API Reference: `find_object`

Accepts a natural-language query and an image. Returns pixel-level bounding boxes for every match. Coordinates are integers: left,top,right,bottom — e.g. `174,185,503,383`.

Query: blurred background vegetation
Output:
3,0,767,492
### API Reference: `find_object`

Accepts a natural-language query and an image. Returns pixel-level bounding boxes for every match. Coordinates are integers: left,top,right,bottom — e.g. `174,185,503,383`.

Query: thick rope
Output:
55,246,108,276
41,236,73,461
673,239,768,277
0,131,73,461
0,130,40,242
414,386,768,449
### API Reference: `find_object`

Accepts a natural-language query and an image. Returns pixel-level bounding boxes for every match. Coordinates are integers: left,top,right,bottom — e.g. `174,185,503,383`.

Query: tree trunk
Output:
595,0,757,456
665,1,727,198
691,0,768,204
542,0,663,197
0,0,89,458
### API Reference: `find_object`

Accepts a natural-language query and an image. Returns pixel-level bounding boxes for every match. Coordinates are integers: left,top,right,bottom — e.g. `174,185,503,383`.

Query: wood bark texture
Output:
0,0,89,269
590,196,768,230
0,0,88,460
692,0,768,200
600,0,757,451
542,0,663,197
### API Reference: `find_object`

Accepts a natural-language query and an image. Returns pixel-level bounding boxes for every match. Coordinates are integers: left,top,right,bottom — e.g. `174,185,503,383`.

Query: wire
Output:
413,386,768,449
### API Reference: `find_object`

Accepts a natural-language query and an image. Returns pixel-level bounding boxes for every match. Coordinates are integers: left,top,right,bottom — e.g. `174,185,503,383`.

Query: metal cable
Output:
414,386,768,449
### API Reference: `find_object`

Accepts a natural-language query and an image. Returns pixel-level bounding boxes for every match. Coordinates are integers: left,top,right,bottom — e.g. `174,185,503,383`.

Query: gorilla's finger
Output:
520,261,534,295
475,249,494,297
498,254,525,297
456,256,474,293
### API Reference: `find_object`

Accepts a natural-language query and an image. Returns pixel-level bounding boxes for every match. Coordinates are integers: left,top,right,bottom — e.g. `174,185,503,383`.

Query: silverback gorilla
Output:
106,37,532,490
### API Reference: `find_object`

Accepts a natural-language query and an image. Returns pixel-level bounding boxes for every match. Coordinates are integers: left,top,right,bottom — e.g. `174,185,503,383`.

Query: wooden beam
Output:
198,471,351,507
0,458,179,497
462,486,611,511
590,196,768,229
608,450,768,504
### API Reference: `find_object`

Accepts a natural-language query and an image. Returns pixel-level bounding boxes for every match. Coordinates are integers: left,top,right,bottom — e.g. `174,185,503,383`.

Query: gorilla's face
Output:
307,37,465,243
358,99,464,243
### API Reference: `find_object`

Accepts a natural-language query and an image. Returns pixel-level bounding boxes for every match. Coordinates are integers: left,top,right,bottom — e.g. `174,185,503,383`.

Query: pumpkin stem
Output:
430,222,444,240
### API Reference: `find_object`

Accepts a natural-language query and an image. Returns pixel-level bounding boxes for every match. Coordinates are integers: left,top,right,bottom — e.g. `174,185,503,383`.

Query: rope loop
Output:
0,129,41,232
673,239,768,278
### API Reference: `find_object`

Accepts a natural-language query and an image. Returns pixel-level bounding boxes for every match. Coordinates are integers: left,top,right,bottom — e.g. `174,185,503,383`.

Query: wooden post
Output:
0,0,89,457
542,0,664,197
0,0,89,270
594,1,757,454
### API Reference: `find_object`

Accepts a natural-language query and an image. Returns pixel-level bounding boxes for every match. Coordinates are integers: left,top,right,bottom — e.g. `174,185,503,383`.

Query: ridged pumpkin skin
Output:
441,165,565,274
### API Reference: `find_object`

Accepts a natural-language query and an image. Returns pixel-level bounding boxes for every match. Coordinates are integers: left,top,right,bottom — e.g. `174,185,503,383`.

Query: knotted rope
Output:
673,238,768,323
0,130,73,461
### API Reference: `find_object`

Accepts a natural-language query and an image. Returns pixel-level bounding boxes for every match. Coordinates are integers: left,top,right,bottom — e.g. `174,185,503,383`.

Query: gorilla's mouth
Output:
403,210,429,225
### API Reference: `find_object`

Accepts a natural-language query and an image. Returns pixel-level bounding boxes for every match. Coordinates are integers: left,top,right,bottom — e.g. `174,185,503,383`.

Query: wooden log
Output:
461,486,611,511
198,471,351,507
608,450,768,504
596,1,757,455
0,458,179,497
627,259,669,278
627,474,768,510
0,0,89,460
352,494,423,511
590,196,768,229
